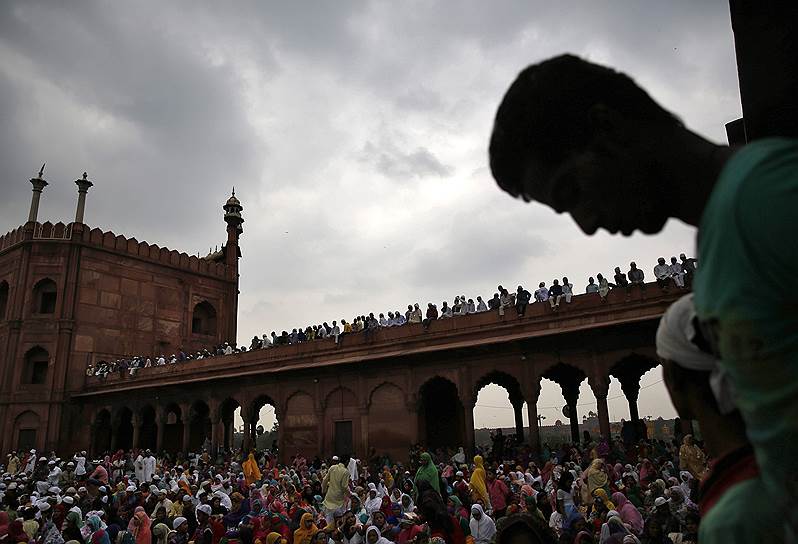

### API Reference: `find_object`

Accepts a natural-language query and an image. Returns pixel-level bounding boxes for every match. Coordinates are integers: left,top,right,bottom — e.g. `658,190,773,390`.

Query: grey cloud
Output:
360,141,453,180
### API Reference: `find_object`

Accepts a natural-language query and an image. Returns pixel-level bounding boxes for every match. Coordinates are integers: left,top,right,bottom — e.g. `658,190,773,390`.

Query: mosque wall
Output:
0,221,238,455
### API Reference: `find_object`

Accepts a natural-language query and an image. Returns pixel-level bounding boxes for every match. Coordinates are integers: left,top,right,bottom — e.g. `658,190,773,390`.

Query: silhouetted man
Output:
489,53,798,538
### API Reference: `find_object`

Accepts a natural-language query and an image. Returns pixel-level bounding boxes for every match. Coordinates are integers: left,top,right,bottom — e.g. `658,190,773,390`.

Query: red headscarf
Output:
128,506,152,544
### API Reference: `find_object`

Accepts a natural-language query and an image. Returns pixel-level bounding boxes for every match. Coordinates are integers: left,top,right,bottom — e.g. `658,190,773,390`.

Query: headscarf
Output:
265,533,283,544
656,293,736,413
8,520,27,544
469,455,491,508
468,504,496,544
127,507,151,544
364,526,392,544
151,523,169,544
611,492,643,535
292,512,318,544
592,488,615,511
414,453,440,495
586,459,608,493
66,511,84,529
243,454,262,486
599,514,630,544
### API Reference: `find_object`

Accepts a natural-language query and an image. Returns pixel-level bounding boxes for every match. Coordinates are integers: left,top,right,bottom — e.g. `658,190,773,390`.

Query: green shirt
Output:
694,137,798,522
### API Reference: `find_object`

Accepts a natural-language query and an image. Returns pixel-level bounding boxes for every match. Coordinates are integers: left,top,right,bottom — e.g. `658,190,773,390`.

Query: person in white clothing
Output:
534,282,549,302
561,277,574,303
476,296,488,312
669,256,686,288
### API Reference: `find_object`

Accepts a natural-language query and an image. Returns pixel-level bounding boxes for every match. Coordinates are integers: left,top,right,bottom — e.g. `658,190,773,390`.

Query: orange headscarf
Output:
292,513,318,544
243,453,262,486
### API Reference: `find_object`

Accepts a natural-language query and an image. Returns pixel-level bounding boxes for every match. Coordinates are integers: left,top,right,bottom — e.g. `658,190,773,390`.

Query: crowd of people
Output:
86,254,695,381
1,428,709,544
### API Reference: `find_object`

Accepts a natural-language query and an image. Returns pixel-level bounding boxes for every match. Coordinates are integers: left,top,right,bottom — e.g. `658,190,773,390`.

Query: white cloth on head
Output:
655,294,736,414
364,526,391,544
469,504,496,544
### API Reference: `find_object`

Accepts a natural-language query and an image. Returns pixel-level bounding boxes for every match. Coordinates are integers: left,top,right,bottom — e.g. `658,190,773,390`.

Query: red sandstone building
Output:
0,169,243,454
1,169,678,463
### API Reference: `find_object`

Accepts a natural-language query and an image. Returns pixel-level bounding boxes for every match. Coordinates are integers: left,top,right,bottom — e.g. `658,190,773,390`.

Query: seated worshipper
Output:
585,277,599,294
653,257,672,290
610,492,643,536
293,513,318,544
656,293,781,542
364,525,392,544
596,273,613,301
548,280,563,309
533,282,549,303
627,263,645,292
469,505,496,544
669,256,685,288
561,277,573,304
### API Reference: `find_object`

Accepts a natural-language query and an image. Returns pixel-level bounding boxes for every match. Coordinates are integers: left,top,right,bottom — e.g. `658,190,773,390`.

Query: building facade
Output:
0,170,242,454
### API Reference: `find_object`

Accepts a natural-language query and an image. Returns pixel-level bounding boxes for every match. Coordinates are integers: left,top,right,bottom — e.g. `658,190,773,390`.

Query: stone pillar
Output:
620,378,641,427
315,409,325,458
211,418,221,455
242,416,253,452
406,399,419,445
511,399,525,441
359,407,369,460
28,166,48,223
156,418,165,453
131,414,142,450
110,420,120,451
463,399,475,456
181,414,191,453
526,379,542,454
561,382,580,444
590,376,611,441
74,173,93,224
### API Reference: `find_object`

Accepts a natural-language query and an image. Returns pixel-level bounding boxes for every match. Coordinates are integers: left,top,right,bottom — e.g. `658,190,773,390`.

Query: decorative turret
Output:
222,188,243,269
74,172,94,224
28,164,48,223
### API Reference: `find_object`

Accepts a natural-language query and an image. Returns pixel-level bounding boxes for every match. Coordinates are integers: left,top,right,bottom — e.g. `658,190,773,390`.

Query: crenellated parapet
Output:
0,221,231,279
79,225,230,279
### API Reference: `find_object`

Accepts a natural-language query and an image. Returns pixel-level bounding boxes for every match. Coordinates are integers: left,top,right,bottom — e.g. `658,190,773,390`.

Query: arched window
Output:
192,301,217,336
0,281,8,320
23,346,49,385
32,278,57,315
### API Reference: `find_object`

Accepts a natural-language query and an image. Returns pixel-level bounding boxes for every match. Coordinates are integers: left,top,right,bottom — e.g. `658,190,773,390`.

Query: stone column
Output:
315,409,325,458
156,417,165,453
526,379,542,454
359,407,369,460
210,418,221,455
590,376,611,441
620,378,641,427
463,399,476,456
406,399,419,445
181,414,191,453
131,414,142,450
561,382,580,444
74,173,93,224
511,399,525,441
28,167,48,223
242,416,253,452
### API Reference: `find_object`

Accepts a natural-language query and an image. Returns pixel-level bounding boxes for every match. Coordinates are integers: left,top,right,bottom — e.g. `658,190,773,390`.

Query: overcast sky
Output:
0,1,741,429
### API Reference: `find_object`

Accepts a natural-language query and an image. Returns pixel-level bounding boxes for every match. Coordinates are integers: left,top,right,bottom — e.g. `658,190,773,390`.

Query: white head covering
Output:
173,517,187,529
656,294,736,414
469,504,496,542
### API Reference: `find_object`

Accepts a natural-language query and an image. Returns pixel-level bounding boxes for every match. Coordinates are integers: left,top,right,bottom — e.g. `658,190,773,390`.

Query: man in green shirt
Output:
488,54,797,538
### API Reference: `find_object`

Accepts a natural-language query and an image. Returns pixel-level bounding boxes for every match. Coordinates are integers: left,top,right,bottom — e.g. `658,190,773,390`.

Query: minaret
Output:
222,187,244,268
28,164,48,223
74,172,94,224
222,189,243,344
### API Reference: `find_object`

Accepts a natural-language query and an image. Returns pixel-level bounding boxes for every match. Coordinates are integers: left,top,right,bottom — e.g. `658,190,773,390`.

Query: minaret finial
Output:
232,186,235,196
38,163,46,178
82,172,88,180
